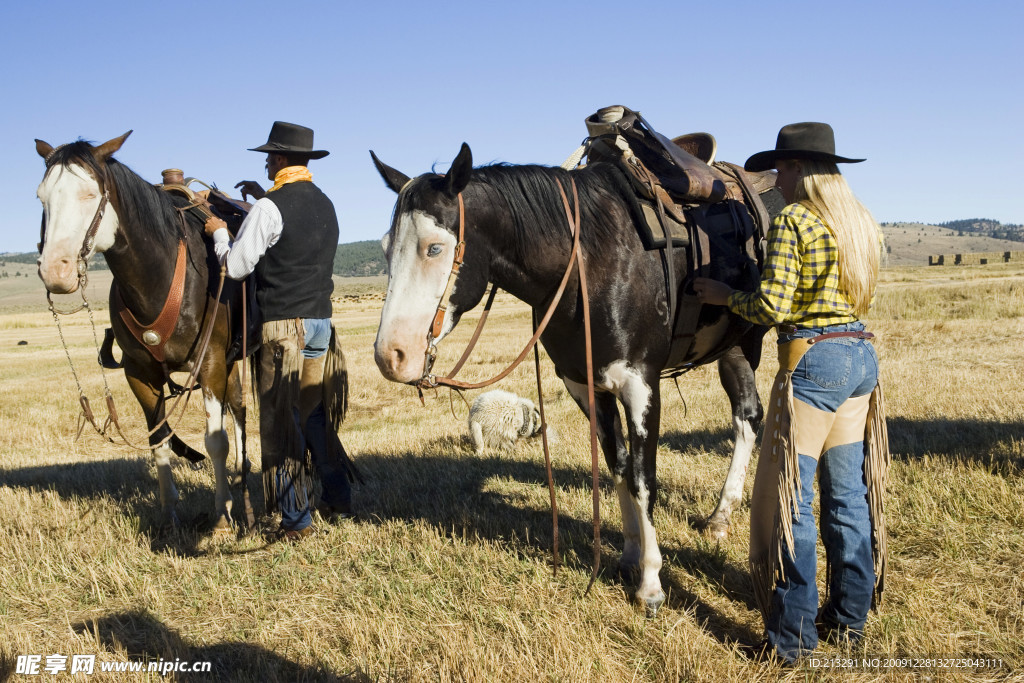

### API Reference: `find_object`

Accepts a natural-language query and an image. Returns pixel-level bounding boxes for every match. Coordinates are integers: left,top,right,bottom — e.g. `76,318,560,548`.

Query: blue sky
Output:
2,0,1021,253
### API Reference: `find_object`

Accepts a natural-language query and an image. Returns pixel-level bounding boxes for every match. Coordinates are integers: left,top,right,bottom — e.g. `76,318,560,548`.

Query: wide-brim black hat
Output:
744,122,864,172
248,121,329,159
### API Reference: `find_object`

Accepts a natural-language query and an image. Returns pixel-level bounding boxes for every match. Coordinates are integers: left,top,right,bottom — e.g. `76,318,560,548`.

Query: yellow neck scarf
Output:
267,166,313,194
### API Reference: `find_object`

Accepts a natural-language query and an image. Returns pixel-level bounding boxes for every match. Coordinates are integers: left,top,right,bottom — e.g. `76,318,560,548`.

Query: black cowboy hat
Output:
744,122,864,172
248,121,329,159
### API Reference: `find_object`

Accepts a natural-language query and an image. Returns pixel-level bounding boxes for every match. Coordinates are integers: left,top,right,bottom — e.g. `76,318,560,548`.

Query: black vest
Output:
256,181,338,321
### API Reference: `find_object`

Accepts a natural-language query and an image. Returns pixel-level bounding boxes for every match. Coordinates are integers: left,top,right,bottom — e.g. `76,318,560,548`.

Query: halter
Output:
419,193,466,384
41,153,227,453
406,177,605,590
415,184,584,392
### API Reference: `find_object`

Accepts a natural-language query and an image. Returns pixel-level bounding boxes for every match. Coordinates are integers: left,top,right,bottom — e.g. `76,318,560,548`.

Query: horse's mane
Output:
470,162,635,258
46,140,204,245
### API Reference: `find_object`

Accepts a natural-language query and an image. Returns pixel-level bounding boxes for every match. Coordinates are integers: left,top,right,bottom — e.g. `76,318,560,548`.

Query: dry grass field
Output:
1,263,1022,682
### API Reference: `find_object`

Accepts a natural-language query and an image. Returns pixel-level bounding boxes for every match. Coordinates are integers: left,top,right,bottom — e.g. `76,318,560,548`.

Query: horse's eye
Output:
427,244,443,257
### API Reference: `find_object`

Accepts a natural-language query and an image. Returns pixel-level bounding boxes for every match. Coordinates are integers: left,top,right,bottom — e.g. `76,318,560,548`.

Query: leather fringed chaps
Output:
749,338,890,622
259,318,311,514
863,381,890,606
322,325,349,436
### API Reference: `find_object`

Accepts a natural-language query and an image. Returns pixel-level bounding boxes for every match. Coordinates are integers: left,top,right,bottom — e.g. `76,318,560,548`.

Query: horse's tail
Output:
323,324,349,431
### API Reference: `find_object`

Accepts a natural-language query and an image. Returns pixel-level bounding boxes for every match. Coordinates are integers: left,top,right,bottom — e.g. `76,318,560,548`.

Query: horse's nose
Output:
374,342,408,381
38,256,78,293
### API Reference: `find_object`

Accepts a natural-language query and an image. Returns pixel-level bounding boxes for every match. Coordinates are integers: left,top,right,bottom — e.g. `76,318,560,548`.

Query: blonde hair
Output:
790,159,883,317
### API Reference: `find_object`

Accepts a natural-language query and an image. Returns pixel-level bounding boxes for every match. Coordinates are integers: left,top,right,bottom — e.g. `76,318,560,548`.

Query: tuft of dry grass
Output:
0,265,1021,681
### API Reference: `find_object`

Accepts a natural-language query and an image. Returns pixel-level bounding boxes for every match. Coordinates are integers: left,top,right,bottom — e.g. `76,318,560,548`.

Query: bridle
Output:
407,177,605,592
415,183,583,392
38,147,112,303
40,152,228,453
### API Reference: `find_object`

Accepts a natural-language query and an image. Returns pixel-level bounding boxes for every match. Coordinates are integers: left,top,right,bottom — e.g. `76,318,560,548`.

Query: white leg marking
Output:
228,405,245,475
710,416,756,524
633,482,665,604
600,361,651,439
153,442,179,526
203,394,231,524
616,476,642,569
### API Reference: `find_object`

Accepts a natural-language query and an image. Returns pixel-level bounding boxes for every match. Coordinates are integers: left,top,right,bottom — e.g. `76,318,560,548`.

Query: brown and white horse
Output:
35,132,253,532
371,144,767,616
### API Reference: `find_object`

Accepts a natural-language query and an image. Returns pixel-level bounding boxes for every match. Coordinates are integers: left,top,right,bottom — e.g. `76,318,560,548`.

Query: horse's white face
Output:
374,206,459,383
36,162,119,293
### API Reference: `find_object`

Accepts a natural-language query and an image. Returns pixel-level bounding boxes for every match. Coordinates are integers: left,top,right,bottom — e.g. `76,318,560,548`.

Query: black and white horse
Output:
371,144,765,615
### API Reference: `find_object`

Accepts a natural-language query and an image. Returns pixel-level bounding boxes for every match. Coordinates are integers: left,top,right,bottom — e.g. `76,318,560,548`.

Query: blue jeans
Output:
279,318,351,530
766,322,878,662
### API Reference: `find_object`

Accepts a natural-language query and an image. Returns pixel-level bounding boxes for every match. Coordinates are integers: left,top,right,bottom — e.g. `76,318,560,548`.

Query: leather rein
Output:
411,178,605,590
416,185,582,392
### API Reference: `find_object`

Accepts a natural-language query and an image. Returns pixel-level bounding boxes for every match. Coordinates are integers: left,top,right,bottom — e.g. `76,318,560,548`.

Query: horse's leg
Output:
706,342,764,539
564,367,666,617
200,360,233,533
123,362,180,530
225,362,255,529
561,379,641,580
616,369,666,617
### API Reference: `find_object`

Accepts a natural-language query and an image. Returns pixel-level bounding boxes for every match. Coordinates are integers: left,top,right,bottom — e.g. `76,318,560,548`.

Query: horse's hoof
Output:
642,591,667,619
187,460,204,472
704,517,730,541
212,515,233,535
156,511,182,536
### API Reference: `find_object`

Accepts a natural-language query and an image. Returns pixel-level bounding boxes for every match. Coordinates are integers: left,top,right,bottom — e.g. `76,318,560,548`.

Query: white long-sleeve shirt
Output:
212,197,284,280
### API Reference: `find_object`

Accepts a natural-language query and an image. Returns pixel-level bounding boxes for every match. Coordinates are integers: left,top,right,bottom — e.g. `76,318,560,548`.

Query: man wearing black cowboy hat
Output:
206,121,353,541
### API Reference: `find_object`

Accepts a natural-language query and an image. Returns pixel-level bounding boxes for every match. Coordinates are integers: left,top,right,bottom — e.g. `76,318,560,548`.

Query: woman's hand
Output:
692,277,734,306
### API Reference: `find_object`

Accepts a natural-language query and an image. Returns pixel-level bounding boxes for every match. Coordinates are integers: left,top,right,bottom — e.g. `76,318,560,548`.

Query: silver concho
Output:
142,330,162,346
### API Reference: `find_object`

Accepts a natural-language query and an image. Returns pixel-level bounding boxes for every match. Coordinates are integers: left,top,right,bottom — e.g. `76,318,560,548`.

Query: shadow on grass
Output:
664,418,1024,475
659,426,737,457
886,417,1023,473
0,457,262,557
68,610,360,682
352,436,758,648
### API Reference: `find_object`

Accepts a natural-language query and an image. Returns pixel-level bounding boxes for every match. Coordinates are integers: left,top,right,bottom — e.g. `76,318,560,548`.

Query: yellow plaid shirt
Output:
727,203,858,328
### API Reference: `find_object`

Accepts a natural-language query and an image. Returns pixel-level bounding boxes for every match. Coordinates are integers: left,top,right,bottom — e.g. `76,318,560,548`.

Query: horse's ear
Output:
35,139,54,161
445,143,472,197
93,130,133,161
370,150,411,194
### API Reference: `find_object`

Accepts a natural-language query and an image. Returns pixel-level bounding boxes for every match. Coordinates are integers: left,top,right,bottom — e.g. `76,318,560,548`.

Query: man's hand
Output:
234,180,266,201
205,215,228,237
692,277,734,307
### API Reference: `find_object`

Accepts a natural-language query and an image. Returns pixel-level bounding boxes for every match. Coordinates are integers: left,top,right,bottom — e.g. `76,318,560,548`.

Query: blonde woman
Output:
694,122,888,664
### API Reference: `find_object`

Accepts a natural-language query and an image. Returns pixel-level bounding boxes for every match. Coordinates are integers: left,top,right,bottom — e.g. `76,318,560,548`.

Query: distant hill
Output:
6,219,1023,272
879,222,1024,266
932,218,1024,242
334,240,386,277
2,241,385,277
